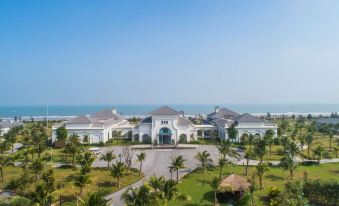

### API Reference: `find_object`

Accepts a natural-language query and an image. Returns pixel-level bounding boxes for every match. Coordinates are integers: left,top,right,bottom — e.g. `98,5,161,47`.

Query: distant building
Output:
52,106,277,144
0,121,23,137
315,118,339,126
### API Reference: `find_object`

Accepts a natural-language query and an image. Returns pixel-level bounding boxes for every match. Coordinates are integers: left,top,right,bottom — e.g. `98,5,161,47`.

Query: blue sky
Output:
1,0,339,105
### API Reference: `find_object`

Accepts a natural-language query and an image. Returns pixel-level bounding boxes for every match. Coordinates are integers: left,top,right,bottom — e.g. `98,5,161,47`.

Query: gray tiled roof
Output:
0,121,22,129
140,116,152,124
177,116,192,127
67,115,93,124
149,106,181,115
233,113,264,123
208,108,239,119
91,109,123,120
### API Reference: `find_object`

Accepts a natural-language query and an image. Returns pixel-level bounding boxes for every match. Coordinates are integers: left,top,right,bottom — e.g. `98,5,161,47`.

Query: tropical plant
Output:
305,133,314,158
81,190,108,206
65,134,81,167
74,173,91,194
210,177,220,206
244,150,254,176
42,169,55,193
122,184,156,206
279,156,297,180
312,145,328,163
254,139,267,163
264,130,275,158
170,155,186,182
256,162,269,190
227,124,238,142
195,150,213,173
30,183,52,206
0,154,14,181
111,161,127,188
78,152,95,174
30,159,44,181
216,140,240,161
100,150,116,169
137,152,146,176
218,158,226,179
160,179,191,205
246,134,255,150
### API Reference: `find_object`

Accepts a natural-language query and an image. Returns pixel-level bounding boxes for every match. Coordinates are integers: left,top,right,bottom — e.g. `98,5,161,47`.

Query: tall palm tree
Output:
247,134,255,150
279,156,297,180
30,183,51,206
194,150,213,173
218,158,226,179
0,155,14,181
30,159,44,181
244,150,254,176
160,179,191,206
170,155,186,182
168,166,175,180
256,162,269,190
216,140,240,161
284,140,301,160
254,139,267,163
81,190,108,206
78,152,95,174
148,176,165,191
100,151,116,169
65,134,81,168
210,177,220,206
313,145,328,163
137,152,146,176
74,173,91,194
264,130,275,158
111,161,127,188
305,133,314,158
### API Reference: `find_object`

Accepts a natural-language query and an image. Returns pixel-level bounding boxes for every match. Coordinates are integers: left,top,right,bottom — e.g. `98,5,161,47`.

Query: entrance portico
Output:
159,127,172,144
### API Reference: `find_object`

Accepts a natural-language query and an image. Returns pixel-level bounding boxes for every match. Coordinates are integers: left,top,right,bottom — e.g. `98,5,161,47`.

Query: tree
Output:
30,183,52,206
254,139,267,163
111,161,127,188
168,166,175,180
305,133,314,158
42,169,55,193
227,124,238,142
78,152,95,174
210,177,220,206
284,140,301,160
195,150,213,173
329,131,334,149
5,129,17,153
30,159,44,181
100,151,116,169
246,134,255,150
0,155,14,181
216,140,240,161
170,155,186,182
137,152,146,176
160,179,191,205
81,190,108,206
74,173,91,194
313,145,328,163
56,125,67,140
65,134,81,167
244,150,254,176
279,156,297,180
264,130,275,158
122,185,156,206
256,162,269,190
248,173,257,206
218,158,226,179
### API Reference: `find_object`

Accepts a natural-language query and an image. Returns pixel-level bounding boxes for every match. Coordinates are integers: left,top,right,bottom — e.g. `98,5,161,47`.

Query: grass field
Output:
169,163,339,206
0,166,141,205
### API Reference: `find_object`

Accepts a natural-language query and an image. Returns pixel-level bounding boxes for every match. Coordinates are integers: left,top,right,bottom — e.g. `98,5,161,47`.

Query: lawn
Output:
0,166,141,205
169,163,339,206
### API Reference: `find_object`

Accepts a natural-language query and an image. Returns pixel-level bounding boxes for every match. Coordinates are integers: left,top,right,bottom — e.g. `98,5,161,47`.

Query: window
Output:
161,120,168,125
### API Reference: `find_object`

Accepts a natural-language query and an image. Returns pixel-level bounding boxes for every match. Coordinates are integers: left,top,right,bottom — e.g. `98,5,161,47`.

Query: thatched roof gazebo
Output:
220,174,251,192
218,174,251,202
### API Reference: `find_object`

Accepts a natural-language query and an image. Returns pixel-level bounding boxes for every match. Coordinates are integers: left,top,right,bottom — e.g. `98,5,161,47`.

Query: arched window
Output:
179,134,187,143
142,134,151,144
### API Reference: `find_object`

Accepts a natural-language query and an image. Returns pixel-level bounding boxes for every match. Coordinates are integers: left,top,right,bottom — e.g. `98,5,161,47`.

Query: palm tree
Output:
284,140,301,160
264,130,275,158
256,162,269,190
279,156,297,180
218,158,226,179
194,150,212,173
254,139,267,163
244,150,254,176
137,152,146,176
74,173,91,194
305,133,314,158
100,151,116,169
122,185,155,206
81,191,108,206
111,161,127,188
0,155,14,181
335,147,338,158
160,179,191,205
313,145,328,163
170,155,186,182
78,152,95,174
148,175,165,191
210,177,220,206
65,134,81,168
168,166,175,180
30,183,51,206
216,140,240,161
247,134,255,150
248,173,257,206
329,131,334,149
30,159,44,181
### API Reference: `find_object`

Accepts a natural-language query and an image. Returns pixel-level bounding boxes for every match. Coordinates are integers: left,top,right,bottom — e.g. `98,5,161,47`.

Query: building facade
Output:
52,106,277,144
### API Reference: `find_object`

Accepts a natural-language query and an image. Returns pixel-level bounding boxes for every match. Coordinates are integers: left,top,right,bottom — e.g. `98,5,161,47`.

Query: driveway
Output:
92,145,227,206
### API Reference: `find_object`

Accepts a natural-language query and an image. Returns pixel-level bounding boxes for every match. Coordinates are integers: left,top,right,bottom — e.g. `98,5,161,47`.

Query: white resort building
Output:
52,106,277,144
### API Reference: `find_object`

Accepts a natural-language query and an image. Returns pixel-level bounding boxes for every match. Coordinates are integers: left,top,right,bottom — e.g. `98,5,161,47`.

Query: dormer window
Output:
161,120,168,125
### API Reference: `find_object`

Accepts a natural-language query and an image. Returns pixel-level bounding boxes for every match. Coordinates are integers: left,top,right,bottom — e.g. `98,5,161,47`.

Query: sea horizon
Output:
1,103,339,118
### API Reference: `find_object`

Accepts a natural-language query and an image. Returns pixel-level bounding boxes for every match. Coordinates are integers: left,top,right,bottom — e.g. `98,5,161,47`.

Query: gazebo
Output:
218,174,251,201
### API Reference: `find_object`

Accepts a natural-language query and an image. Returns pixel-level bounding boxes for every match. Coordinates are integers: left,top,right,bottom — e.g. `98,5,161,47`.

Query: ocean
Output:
0,104,339,118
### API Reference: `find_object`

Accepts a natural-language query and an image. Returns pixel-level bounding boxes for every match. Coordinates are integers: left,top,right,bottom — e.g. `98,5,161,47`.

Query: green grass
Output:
169,163,339,206
0,166,142,205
